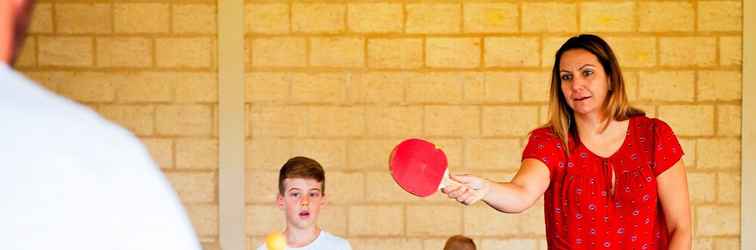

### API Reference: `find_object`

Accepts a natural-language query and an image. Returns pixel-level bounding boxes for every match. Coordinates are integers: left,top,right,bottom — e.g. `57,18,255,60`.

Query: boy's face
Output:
277,178,326,230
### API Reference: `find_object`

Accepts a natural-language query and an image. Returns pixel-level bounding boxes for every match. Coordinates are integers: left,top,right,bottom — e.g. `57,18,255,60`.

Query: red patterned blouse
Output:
523,115,683,250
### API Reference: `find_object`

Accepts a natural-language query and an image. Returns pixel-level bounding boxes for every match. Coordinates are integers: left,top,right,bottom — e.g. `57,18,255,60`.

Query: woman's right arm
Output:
442,158,551,213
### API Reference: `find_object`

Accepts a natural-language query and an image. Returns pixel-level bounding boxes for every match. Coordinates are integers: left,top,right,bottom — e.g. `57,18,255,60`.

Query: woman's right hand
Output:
441,174,490,205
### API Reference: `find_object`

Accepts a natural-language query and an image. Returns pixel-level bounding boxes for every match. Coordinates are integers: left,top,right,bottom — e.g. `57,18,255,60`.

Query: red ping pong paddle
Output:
389,138,482,202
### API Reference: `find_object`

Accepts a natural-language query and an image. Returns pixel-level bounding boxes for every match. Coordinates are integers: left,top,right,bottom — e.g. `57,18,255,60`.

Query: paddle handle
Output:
438,169,485,205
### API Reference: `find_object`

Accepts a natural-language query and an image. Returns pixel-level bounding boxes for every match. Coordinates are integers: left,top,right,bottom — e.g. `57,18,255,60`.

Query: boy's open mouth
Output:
299,211,310,217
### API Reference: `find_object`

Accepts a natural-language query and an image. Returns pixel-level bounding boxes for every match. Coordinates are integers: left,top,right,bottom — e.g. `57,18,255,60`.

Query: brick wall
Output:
16,1,743,250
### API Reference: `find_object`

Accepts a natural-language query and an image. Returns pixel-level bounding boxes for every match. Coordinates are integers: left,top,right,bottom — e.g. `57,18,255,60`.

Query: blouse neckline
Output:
578,116,635,160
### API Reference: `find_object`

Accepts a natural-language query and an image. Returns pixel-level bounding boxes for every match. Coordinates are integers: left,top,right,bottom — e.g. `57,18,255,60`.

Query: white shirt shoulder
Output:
0,65,201,250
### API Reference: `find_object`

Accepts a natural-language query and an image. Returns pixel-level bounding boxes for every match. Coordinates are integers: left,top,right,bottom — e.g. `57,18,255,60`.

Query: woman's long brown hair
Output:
547,34,644,155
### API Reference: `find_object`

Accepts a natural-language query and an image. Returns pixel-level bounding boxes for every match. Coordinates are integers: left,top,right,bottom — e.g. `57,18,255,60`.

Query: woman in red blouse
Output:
442,34,691,250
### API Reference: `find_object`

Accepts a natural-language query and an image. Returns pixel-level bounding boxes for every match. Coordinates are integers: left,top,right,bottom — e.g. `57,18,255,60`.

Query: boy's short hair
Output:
278,156,326,195
443,235,476,250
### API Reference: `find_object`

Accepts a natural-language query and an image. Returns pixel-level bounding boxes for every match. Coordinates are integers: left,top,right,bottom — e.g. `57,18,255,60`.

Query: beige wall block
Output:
580,2,634,32
715,238,740,250
423,238,450,250
719,36,742,66
166,171,216,203
246,138,291,170
321,171,363,204
248,105,307,137
173,4,217,34
406,72,467,104
306,106,365,137
246,3,289,34
696,206,740,236
290,139,347,170
698,1,742,32
658,105,714,136
23,71,58,93
688,172,716,203
290,73,346,103
693,238,714,250
604,37,656,68
542,36,570,68
244,170,279,203
114,3,170,33
485,37,539,67
425,105,480,136
539,104,549,125
365,106,423,137
176,138,218,170
481,239,538,250
463,3,518,33
348,72,407,104
639,2,694,32
186,204,218,237
679,139,696,168
482,106,538,136
156,38,213,68
480,239,538,249
407,205,462,236
175,73,218,103
365,172,417,203
697,138,740,169
367,38,423,69
15,37,36,67
350,238,423,250
406,3,460,34
464,205,521,235
96,37,152,68
718,172,741,204
639,71,695,102
482,106,539,136
56,72,115,102
521,205,546,235
427,37,480,69
98,105,154,136
464,72,519,103
717,105,741,136
251,37,306,67
522,71,550,102
142,138,173,170
660,37,717,67
28,3,52,33
38,36,93,67
292,3,345,33
349,206,403,236
318,206,347,236
246,72,290,103
347,139,398,170
624,71,639,101
56,3,112,34
698,71,742,101
310,37,364,67
348,3,402,33
116,73,174,103
465,139,522,170
246,205,284,236
156,105,213,136
522,3,577,33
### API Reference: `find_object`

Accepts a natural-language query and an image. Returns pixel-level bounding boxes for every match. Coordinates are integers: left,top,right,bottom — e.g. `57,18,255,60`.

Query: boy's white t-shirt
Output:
257,230,351,250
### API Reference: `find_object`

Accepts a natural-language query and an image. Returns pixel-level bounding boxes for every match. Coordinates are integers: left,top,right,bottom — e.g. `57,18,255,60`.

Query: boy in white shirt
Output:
257,156,351,250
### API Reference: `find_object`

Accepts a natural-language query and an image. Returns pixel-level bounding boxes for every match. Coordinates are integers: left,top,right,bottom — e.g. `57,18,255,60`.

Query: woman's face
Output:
558,49,610,118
